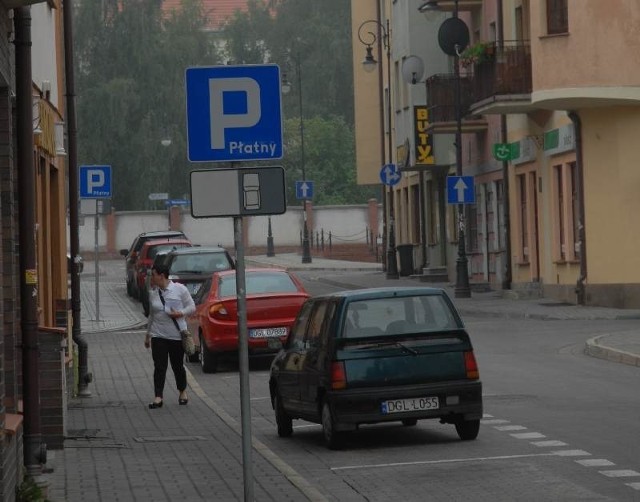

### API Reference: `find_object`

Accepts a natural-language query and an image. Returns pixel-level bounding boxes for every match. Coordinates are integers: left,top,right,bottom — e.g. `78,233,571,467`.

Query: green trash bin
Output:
397,244,414,276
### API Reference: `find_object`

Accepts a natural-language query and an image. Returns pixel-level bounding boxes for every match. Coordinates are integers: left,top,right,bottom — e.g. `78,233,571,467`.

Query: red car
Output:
134,238,192,299
188,268,310,373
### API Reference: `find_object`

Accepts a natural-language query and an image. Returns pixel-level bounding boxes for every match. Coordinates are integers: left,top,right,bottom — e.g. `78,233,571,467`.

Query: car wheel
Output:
274,392,293,438
200,335,218,373
455,419,480,440
321,401,344,450
401,418,418,427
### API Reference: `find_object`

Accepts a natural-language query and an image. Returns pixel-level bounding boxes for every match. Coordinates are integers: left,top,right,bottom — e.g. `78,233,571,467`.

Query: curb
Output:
584,334,640,367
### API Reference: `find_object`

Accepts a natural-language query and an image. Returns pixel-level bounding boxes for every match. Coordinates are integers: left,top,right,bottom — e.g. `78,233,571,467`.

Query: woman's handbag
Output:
158,289,197,356
180,329,196,356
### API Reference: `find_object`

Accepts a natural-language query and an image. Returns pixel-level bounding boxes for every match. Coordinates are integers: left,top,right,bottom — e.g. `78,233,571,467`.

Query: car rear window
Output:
148,243,189,260
343,294,460,338
169,252,232,274
218,272,298,297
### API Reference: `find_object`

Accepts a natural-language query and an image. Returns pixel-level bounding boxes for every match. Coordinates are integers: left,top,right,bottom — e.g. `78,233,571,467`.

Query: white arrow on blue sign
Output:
185,64,283,163
295,180,314,199
380,164,401,186
446,175,475,204
79,165,112,199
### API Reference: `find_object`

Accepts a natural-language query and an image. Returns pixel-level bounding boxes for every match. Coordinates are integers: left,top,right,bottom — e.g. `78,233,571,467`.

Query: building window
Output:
546,0,568,35
467,192,479,252
496,180,504,250
427,180,438,245
570,162,580,260
555,165,565,260
518,174,529,260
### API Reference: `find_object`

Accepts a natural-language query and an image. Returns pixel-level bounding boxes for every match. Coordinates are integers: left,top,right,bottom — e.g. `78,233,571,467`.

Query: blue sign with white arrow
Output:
185,64,283,163
447,176,475,204
295,180,314,200
380,163,401,186
79,165,112,198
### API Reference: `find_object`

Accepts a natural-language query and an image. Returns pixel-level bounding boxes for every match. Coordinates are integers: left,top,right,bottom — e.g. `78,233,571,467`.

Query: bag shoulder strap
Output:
158,288,182,334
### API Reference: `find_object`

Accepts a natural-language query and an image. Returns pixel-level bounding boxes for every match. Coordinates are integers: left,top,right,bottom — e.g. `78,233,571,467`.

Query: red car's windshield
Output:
218,272,298,297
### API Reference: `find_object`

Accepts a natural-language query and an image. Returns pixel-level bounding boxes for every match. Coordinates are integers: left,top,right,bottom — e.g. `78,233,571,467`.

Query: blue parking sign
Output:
79,165,112,198
185,64,283,163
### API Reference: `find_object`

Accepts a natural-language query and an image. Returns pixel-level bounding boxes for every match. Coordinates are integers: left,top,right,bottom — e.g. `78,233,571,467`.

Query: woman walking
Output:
144,262,196,408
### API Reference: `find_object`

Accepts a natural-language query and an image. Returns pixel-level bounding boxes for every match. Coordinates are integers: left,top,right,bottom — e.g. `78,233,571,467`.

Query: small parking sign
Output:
185,64,283,163
79,165,112,198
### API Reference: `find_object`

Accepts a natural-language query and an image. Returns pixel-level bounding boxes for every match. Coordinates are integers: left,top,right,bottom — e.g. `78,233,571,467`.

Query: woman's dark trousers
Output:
151,337,186,398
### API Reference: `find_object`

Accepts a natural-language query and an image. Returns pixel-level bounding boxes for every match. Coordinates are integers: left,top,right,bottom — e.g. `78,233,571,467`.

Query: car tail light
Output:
464,351,479,380
209,303,229,319
330,361,347,390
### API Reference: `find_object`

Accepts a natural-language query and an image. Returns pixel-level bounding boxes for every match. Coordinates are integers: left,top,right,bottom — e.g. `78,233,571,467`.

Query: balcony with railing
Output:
469,41,534,115
425,73,488,135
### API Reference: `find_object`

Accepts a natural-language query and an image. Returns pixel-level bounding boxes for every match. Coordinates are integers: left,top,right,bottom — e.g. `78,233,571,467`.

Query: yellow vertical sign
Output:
414,106,434,165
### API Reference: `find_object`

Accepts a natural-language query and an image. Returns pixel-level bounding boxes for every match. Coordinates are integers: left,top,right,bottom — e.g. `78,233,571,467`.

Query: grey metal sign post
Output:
186,63,284,500
79,165,112,323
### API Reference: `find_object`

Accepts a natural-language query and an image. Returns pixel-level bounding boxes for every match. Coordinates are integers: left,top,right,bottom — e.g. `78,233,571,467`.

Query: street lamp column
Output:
452,0,471,298
295,56,312,264
358,18,398,279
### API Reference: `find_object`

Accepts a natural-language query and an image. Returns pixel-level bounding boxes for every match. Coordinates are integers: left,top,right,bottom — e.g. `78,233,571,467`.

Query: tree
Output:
74,0,220,210
282,116,376,206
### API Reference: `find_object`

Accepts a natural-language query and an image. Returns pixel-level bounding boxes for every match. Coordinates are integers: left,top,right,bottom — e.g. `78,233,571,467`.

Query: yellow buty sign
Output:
25,269,37,285
414,106,434,165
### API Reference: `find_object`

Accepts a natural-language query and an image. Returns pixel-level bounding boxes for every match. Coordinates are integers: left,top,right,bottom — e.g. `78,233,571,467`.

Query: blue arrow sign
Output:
446,176,475,204
185,64,283,163
380,163,401,186
295,180,314,199
79,165,112,198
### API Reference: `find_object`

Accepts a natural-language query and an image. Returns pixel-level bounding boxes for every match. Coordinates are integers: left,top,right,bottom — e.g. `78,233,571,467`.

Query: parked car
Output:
269,287,483,449
134,238,192,300
120,230,187,298
187,268,309,373
161,246,235,298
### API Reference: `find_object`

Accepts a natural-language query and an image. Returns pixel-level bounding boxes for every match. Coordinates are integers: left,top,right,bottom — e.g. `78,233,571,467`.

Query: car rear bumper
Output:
326,381,482,427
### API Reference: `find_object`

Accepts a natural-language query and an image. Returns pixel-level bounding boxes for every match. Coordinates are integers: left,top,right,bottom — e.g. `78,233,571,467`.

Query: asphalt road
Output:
182,272,640,501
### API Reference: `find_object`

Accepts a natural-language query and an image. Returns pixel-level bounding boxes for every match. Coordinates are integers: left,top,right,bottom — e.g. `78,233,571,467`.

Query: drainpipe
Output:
15,6,46,474
568,111,587,305
497,0,512,290
64,0,92,395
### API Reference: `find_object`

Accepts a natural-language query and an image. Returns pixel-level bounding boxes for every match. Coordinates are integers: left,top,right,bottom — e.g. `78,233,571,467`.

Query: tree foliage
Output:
222,0,377,205
74,0,220,210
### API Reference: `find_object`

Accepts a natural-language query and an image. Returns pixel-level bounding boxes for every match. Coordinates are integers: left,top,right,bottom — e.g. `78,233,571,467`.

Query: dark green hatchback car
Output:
269,287,483,449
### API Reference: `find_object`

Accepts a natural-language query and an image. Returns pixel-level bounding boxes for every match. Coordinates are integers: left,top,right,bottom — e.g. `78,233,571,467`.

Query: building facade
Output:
352,0,640,309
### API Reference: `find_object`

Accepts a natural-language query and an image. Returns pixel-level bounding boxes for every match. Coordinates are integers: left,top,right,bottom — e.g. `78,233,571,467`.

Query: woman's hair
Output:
152,263,170,279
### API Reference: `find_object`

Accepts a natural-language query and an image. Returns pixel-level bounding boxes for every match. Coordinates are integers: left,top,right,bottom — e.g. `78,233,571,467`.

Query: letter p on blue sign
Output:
185,64,283,163
79,165,112,199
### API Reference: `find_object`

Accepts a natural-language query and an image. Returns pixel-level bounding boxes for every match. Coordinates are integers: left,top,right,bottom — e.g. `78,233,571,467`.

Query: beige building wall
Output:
351,0,388,185
581,107,640,284
531,0,640,107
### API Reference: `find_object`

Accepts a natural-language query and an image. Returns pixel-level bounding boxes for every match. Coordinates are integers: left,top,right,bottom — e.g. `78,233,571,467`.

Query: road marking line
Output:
293,424,321,429
599,470,640,478
626,482,640,490
510,432,545,439
531,440,568,447
186,368,328,502
330,453,556,471
482,419,510,424
552,449,591,457
482,413,494,418
249,396,270,401
495,425,527,431
576,459,615,467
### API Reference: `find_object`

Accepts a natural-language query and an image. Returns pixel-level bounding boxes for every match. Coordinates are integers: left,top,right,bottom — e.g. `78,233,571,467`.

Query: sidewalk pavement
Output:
44,255,640,500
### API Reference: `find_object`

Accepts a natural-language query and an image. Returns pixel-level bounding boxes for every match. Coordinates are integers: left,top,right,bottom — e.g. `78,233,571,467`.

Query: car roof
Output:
138,230,185,238
166,246,229,256
311,287,448,302
141,238,191,249
213,268,287,276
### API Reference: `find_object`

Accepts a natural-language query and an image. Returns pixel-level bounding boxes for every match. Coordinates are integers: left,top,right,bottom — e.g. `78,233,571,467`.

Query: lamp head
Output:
362,46,377,73
160,138,172,147
418,0,440,13
281,74,291,94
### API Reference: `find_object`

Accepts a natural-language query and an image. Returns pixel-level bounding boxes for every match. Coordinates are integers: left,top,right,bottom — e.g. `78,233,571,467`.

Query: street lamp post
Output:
419,0,471,297
282,54,312,264
358,18,399,279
